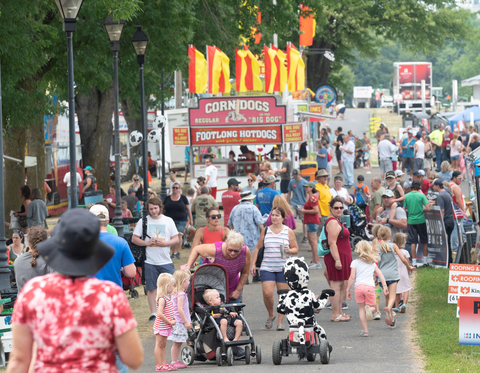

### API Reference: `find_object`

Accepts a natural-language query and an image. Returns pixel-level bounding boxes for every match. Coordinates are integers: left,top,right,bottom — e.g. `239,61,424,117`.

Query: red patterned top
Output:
154,296,175,331
12,273,137,373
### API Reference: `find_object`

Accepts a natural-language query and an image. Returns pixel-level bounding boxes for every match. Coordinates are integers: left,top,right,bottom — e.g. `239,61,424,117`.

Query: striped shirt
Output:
260,225,290,273
154,296,175,331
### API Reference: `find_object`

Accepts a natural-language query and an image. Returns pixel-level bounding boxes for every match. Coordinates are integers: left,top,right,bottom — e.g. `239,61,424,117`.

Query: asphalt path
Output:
134,110,422,372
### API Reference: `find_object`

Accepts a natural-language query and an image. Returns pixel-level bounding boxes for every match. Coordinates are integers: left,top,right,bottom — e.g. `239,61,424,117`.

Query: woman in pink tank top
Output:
184,231,250,302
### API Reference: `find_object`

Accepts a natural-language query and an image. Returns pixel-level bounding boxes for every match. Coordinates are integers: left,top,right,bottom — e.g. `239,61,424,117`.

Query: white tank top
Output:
415,141,425,159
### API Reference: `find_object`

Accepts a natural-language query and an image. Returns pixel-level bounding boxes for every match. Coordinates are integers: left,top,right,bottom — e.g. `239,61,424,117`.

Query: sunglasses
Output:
208,214,222,219
134,179,139,181
172,187,180,189
332,206,343,210
248,179,253,182
227,247,241,253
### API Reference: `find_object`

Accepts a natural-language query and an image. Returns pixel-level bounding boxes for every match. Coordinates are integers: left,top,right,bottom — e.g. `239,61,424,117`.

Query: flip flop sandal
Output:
276,324,285,331
331,314,350,322
265,316,276,329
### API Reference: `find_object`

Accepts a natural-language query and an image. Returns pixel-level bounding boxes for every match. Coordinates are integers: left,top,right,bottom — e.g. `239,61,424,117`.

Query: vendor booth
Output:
171,96,309,202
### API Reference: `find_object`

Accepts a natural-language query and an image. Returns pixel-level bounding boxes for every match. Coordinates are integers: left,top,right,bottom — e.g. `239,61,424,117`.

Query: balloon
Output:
153,115,167,129
129,130,143,146
147,129,161,143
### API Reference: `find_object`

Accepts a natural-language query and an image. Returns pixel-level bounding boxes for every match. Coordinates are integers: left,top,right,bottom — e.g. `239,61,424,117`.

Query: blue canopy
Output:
447,106,480,128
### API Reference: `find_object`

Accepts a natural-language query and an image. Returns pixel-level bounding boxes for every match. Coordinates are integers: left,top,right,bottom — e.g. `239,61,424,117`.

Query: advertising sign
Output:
414,206,448,268
189,96,286,126
309,104,325,122
459,297,480,345
191,125,281,146
448,264,480,304
283,123,304,143
193,163,228,178
172,127,190,146
314,84,337,106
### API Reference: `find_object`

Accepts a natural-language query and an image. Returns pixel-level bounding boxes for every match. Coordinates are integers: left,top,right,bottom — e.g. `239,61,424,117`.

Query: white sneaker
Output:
365,305,373,321
309,262,322,269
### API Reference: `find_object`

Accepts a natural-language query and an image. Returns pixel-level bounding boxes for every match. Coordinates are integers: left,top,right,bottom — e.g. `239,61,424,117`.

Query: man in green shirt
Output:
403,180,431,267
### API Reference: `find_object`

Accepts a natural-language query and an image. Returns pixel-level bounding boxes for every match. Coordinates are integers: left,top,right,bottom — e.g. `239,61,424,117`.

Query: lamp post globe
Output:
54,0,84,32
131,26,150,220
104,14,125,236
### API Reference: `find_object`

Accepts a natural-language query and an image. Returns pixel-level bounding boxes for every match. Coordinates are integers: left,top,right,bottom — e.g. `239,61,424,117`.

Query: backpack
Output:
354,185,368,205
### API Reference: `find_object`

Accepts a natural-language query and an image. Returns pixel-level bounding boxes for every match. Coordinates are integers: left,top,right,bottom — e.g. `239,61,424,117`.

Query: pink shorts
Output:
355,284,376,305
154,328,172,337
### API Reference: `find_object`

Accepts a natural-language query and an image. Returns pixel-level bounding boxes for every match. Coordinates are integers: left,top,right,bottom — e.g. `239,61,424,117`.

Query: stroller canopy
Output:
187,264,230,311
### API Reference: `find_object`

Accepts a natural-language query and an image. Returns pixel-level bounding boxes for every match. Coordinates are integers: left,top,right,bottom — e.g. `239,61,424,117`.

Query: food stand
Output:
170,96,309,202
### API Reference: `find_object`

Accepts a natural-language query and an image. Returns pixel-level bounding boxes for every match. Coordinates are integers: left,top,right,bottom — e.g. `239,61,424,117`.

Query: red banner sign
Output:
283,123,304,143
191,125,281,146
189,96,286,126
172,127,190,145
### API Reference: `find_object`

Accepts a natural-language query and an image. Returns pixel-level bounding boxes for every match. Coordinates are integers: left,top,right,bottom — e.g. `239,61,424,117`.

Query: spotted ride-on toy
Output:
272,324,332,365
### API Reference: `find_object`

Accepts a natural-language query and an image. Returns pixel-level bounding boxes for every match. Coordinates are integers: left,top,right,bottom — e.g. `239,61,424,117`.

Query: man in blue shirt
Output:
288,169,308,243
256,175,278,216
401,129,416,176
315,140,328,170
89,204,136,373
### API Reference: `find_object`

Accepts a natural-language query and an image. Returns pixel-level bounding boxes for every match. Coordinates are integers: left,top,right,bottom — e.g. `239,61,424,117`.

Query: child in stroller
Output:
203,289,243,345
273,257,334,365
347,194,369,249
180,263,261,367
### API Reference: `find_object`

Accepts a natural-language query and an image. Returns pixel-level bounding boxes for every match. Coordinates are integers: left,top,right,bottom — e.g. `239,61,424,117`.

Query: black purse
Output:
255,227,269,268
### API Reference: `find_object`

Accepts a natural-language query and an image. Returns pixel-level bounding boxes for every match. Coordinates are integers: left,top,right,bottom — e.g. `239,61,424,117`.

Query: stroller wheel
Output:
244,345,251,364
272,340,282,365
216,347,223,366
226,347,234,366
320,340,330,364
130,289,139,299
255,345,262,364
181,346,195,366
307,353,316,362
351,236,362,251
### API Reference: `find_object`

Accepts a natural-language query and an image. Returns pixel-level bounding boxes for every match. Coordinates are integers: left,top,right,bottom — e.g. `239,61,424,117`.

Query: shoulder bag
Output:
127,213,149,265
255,227,269,268
317,218,344,256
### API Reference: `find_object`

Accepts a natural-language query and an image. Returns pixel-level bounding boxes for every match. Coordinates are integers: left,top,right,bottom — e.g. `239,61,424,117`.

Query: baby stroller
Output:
180,263,261,367
347,196,370,250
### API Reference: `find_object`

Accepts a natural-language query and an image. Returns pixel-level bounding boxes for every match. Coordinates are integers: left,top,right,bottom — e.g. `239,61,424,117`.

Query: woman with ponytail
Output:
14,226,53,293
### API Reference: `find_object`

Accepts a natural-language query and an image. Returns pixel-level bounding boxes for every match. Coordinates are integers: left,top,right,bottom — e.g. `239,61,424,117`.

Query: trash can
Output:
300,161,318,182
84,190,103,205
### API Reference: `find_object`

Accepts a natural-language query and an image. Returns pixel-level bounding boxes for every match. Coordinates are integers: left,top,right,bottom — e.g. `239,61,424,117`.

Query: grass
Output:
415,267,480,372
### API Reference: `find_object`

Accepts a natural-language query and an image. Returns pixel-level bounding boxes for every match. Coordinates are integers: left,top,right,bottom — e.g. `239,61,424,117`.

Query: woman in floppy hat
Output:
7,209,143,373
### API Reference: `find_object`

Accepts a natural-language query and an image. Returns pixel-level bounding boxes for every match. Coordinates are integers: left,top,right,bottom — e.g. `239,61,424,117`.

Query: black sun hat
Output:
37,209,114,277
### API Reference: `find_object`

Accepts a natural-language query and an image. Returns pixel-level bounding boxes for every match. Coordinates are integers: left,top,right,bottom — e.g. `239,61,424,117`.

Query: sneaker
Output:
302,237,309,243
183,243,191,249
373,312,381,320
392,307,400,313
148,315,156,323
236,346,245,357
309,262,322,269
383,307,393,326
389,318,397,329
400,304,407,313
342,302,348,310
365,305,373,321
170,253,175,259
171,361,187,369
360,331,369,337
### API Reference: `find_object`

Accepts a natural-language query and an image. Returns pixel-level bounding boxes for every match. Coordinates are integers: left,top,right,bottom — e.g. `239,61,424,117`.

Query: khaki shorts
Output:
292,205,304,221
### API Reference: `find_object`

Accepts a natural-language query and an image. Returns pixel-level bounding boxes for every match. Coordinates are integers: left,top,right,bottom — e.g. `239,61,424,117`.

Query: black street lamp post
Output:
103,14,126,236
160,71,167,203
131,26,150,219
54,0,84,209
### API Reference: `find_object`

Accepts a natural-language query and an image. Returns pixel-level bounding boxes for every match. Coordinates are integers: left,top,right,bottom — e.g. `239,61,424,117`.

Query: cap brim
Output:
239,196,256,201
38,237,114,277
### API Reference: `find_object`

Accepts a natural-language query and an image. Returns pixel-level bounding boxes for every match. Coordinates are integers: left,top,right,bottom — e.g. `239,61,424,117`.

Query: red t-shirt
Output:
222,190,241,227
13,273,137,373
421,179,431,195
303,195,321,225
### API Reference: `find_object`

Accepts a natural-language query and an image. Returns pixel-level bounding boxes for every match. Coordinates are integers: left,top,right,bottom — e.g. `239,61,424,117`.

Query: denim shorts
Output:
145,262,175,291
378,279,399,288
260,270,286,283
451,155,460,161
174,220,187,235
306,223,319,233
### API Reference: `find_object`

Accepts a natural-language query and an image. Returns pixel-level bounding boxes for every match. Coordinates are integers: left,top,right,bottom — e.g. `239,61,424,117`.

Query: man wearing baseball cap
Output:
222,178,241,227
122,187,139,213
413,170,431,196
404,180,431,267
376,189,407,237
256,175,277,216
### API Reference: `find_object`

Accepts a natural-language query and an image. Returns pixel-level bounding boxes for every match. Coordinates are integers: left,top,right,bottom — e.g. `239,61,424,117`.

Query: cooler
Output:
300,161,318,182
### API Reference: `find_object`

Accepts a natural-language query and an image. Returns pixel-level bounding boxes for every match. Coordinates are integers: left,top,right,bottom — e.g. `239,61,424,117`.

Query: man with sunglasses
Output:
222,178,241,228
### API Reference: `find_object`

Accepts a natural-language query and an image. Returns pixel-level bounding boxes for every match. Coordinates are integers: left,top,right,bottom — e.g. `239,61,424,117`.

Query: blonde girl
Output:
392,233,413,314
372,227,415,328
154,274,176,372
347,241,388,336
168,270,192,369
